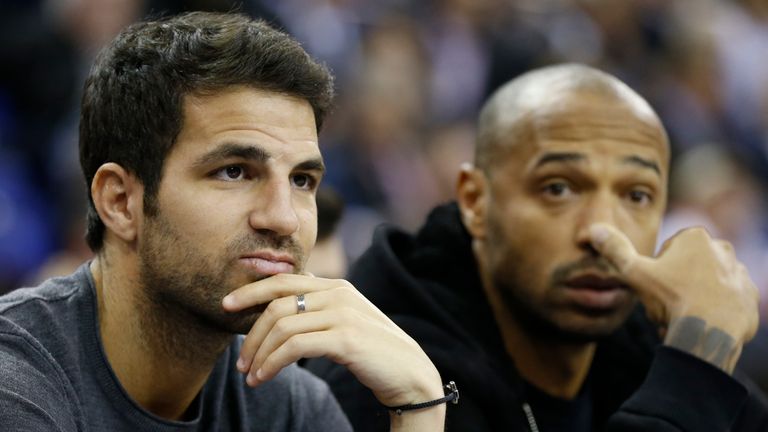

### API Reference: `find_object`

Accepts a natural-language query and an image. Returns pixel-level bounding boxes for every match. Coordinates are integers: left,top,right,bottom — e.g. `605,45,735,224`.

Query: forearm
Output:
608,347,748,431
663,316,741,373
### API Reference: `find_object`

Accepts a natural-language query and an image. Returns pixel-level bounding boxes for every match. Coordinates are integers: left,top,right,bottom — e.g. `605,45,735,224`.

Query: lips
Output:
564,274,627,291
561,274,630,310
238,251,296,276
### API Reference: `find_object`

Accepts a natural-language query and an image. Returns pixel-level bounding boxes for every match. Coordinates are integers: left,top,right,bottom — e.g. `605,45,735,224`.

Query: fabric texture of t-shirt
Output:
0,263,352,431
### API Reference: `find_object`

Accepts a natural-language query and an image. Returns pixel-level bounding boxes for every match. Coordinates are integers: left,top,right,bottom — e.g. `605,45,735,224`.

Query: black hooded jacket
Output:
305,203,768,431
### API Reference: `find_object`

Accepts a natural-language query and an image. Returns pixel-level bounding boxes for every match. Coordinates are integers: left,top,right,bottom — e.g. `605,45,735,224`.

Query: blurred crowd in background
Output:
1,0,768,326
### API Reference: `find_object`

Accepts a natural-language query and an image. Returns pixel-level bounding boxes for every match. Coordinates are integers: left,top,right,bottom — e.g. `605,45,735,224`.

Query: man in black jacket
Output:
305,64,768,431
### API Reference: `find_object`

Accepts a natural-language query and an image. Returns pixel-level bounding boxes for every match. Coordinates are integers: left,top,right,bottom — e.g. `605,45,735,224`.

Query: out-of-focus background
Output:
1,0,768,378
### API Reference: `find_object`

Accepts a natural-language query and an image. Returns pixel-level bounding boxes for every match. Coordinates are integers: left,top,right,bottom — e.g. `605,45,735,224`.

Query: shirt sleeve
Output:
606,346,758,431
0,330,79,432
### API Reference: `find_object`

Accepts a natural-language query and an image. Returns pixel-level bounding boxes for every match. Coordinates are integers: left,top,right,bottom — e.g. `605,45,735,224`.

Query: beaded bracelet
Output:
386,381,459,415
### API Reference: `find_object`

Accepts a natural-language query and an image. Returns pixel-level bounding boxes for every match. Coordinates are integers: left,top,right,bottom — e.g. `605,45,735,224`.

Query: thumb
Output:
588,223,651,284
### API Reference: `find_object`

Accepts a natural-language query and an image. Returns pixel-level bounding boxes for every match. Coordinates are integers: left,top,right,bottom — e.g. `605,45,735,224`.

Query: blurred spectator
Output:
306,187,348,279
662,144,768,312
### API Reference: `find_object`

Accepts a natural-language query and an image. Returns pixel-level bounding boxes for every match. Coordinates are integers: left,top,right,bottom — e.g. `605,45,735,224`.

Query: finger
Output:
246,311,340,384
246,330,336,386
714,238,733,252
656,235,675,256
739,263,760,304
237,294,300,372
237,287,376,372
223,274,348,311
588,223,652,284
247,308,364,383
714,240,738,270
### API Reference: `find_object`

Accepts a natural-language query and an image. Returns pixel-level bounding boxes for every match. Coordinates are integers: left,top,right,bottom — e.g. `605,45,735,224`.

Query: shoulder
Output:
0,265,89,323
0,317,80,430
0,267,91,430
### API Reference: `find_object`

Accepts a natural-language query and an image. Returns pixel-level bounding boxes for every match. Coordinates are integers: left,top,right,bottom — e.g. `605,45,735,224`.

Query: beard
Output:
137,209,305,338
485,214,635,344
494,255,636,344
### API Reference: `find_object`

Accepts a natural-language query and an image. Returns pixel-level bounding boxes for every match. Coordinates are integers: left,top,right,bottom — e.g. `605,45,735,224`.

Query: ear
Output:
90,163,144,245
456,163,488,239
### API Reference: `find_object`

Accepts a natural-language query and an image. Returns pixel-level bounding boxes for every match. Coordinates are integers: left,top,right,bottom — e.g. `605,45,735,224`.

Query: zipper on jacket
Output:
522,402,540,432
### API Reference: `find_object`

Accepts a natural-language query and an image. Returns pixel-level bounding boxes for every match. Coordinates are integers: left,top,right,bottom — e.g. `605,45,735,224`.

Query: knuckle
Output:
272,317,291,337
687,226,709,237
332,283,360,301
678,226,711,243
262,300,283,321
717,239,734,248
283,334,304,353
335,307,358,326
336,279,356,291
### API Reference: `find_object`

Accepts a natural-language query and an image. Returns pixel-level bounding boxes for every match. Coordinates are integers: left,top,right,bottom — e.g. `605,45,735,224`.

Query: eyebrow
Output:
193,142,325,174
534,151,661,177
193,143,271,167
295,158,326,174
534,152,585,168
622,155,660,176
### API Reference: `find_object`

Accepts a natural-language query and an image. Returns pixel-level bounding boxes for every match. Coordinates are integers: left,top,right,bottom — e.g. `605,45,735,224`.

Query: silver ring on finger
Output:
296,293,306,314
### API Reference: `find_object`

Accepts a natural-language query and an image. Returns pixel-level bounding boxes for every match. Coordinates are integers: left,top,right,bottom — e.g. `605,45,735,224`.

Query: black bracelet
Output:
386,381,459,415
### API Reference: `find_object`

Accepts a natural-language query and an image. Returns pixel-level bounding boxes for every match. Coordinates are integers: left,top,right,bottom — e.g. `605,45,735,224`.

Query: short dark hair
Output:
79,11,335,251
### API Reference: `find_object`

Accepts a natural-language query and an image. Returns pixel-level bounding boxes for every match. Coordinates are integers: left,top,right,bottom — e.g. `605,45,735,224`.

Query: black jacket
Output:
305,203,768,431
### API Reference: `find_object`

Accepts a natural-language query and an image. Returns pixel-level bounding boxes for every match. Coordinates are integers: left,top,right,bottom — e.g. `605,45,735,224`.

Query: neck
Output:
474,245,594,400
91,255,232,420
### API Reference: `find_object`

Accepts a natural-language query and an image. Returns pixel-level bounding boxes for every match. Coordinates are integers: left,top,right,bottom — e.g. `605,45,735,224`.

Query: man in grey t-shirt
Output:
0,12,447,431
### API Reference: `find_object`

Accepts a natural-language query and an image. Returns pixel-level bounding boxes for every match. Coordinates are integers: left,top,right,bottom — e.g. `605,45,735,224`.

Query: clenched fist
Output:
589,224,759,373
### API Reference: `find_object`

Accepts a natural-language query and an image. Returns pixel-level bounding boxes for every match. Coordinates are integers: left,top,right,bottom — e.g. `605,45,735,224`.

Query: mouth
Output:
238,251,296,277
561,273,630,310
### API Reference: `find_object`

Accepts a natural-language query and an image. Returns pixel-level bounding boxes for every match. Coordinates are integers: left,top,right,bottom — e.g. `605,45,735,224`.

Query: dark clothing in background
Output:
305,202,768,431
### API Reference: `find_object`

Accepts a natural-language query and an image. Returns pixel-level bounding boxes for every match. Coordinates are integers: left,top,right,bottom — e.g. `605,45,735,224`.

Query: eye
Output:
291,173,317,190
541,181,574,199
627,189,653,206
213,165,246,181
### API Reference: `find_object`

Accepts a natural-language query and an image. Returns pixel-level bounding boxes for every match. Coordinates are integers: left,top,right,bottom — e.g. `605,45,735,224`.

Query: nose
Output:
574,191,617,255
248,179,300,237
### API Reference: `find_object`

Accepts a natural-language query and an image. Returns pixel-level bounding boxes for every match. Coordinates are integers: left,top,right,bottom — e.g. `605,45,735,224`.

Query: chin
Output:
551,309,635,342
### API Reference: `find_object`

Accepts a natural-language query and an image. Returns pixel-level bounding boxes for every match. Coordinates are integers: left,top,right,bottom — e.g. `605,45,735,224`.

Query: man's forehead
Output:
495,93,669,167
528,149,664,177
173,87,320,158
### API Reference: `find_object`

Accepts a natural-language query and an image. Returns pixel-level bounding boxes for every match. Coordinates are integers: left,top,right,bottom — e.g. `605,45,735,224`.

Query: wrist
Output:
389,403,446,432
385,380,457,431
386,381,459,415
663,315,742,373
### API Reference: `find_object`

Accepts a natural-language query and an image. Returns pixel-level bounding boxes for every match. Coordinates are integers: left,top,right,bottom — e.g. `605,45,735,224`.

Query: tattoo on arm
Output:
664,316,739,373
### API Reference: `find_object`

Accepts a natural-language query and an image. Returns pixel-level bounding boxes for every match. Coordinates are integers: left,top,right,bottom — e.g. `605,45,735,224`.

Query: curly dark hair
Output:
79,11,335,251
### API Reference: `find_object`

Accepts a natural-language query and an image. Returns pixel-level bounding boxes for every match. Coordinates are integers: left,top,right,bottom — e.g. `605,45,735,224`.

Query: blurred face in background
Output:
52,0,146,54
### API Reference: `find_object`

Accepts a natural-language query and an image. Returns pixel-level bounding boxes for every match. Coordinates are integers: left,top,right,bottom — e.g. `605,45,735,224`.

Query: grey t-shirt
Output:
0,264,353,431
